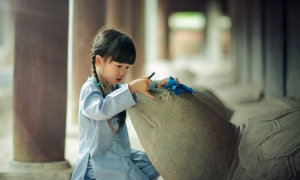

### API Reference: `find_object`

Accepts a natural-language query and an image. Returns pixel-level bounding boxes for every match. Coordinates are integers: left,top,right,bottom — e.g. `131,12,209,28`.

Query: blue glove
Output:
165,76,195,95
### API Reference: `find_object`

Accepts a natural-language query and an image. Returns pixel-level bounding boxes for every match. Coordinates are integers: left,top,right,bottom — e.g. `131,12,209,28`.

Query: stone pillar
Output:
264,0,285,97
157,0,169,60
204,0,222,62
120,0,134,82
227,0,239,78
123,0,133,35
235,0,251,83
229,0,256,84
14,0,68,163
129,0,145,79
105,0,123,29
286,0,300,99
71,0,106,123
10,0,71,179
11,0,71,178
105,0,145,81
144,0,158,66
250,0,264,87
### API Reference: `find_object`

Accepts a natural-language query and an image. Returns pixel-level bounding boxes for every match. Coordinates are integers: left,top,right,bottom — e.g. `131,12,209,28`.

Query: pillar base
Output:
0,160,73,180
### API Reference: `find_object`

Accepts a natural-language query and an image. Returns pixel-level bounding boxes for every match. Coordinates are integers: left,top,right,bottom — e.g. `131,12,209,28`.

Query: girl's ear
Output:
95,55,104,67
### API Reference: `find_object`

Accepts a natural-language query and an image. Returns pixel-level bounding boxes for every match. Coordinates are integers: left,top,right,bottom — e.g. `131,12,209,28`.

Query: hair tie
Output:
96,82,101,87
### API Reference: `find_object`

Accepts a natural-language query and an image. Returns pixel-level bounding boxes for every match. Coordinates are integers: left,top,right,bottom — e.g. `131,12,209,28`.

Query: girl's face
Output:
96,55,131,86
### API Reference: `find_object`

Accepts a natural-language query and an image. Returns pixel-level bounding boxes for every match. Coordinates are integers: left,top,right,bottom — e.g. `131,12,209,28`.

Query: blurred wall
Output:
228,0,300,99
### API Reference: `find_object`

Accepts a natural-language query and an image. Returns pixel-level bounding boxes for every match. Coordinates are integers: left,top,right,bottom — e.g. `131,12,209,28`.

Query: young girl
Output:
71,29,171,180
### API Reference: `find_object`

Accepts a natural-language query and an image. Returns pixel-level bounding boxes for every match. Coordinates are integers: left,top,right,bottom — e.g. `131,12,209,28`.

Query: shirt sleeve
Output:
81,83,136,121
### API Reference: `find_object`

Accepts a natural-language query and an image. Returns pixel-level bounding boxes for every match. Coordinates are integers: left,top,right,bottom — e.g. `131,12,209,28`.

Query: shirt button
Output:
114,138,118,140
118,138,121,141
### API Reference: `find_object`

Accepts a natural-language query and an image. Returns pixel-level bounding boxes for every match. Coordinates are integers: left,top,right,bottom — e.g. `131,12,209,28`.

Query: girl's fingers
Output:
141,77,152,85
175,77,180,84
143,91,154,99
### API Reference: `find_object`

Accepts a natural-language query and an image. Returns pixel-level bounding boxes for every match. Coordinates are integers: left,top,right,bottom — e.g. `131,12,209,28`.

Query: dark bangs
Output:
104,33,136,65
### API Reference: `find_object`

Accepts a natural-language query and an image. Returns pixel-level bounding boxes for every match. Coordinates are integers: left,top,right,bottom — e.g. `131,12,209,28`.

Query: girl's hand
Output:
129,77,154,99
157,77,180,88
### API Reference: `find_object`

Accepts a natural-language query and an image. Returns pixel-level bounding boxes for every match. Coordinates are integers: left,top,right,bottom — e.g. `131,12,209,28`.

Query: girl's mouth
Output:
116,78,122,82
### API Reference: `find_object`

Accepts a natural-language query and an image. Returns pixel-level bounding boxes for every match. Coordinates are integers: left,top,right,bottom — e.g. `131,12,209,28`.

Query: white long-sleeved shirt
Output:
71,77,159,180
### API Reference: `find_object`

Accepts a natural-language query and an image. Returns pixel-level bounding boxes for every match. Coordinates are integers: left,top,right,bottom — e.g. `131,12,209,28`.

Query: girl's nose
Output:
120,69,126,76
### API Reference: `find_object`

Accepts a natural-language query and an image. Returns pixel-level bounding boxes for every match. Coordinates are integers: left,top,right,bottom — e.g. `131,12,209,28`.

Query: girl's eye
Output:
117,65,122,68
126,66,130,69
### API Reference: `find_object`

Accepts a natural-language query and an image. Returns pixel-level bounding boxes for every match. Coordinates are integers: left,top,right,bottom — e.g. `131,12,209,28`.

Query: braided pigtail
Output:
92,55,126,127
92,55,107,98
114,84,126,128
118,110,126,128
92,55,100,84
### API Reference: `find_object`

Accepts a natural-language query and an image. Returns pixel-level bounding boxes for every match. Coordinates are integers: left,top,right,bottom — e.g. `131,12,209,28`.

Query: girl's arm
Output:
81,83,136,121
80,79,162,121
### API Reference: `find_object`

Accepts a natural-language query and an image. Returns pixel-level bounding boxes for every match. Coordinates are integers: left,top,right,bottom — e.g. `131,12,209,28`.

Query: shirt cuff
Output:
132,93,137,103
149,80,158,90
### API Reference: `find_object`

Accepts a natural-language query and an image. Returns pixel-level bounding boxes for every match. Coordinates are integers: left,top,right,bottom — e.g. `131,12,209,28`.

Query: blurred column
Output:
204,0,222,62
123,0,133,35
264,0,285,97
121,0,134,82
71,0,106,123
236,0,251,83
105,0,145,81
14,0,69,163
145,0,158,66
157,0,170,60
105,0,123,29
227,0,238,78
130,0,145,79
250,0,264,87
13,0,71,177
286,0,300,99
